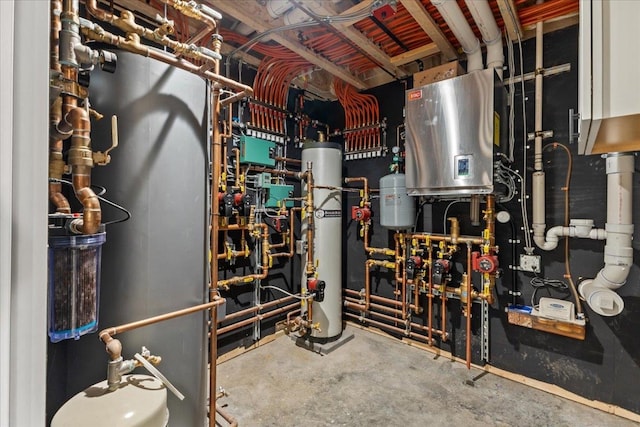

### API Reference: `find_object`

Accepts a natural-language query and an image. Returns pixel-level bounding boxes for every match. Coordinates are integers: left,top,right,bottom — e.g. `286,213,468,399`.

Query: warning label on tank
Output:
408,90,422,101
384,195,400,206
315,209,341,219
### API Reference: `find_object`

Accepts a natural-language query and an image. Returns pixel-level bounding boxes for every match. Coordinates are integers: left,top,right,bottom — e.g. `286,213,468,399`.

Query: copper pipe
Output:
217,302,299,335
249,166,299,178
99,299,225,346
208,34,224,427
302,166,315,277
66,97,101,234
49,0,70,213
406,232,483,246
275,156,302,165
85,0,218,69
364,259,396,311
80,27,253,99
465,244,472,369
440,276,447,343
485,194,496,248
427,246,434,345
217,223,270,290
344,297,446,338
345,312,407,336
221,295,295,323
362,223,395,256
270,211,295,259
216,404,238,427
344,288,418,311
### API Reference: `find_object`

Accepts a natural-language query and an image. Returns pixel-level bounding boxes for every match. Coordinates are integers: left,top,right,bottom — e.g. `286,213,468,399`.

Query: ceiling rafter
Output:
496,0,524,40
390,42,439,66
210,0,368,90
398,0,457,61
296,1,409,80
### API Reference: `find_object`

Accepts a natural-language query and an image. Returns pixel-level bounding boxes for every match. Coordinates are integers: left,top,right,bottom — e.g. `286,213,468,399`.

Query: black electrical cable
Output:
49,178,131,226
530,276,570,308
368,15,409,52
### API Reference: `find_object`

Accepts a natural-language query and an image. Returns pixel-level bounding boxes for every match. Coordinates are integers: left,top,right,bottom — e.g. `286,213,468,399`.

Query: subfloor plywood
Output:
217,325,638,427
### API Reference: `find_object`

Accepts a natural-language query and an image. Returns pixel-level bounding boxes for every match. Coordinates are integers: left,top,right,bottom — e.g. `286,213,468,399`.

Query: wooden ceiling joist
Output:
496,0,524,40
390,43,439,66
398,0,457,61
211,0,368,90
303,1,409,81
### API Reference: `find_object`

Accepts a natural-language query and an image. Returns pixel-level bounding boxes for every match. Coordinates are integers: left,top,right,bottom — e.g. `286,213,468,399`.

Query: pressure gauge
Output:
391,146,400,154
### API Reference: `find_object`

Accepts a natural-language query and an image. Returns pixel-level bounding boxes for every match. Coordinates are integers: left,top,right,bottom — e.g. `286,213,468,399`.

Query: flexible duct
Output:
464,0,503,79
431,0,483,73
579,153,635,317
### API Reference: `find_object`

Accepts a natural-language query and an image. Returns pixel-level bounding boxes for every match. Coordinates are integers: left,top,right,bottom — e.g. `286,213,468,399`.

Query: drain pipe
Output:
431,0,483,73
464,0,503,79
579,153,635,317
531,3,548,251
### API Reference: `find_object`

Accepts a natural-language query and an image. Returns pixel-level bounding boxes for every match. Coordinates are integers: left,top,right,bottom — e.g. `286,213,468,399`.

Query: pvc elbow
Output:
578,265,630,317
533,224,560,251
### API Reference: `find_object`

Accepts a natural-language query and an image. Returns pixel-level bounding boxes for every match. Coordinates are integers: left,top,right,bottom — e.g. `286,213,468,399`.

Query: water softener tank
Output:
379,173,415,230
301,141,342,339
51,374,168,427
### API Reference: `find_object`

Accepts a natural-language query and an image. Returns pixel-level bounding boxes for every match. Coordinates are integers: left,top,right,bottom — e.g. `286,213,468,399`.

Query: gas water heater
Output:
301,141,343,339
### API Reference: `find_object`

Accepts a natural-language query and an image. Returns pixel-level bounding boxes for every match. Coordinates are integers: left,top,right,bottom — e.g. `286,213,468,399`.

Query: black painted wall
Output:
339,25,640,414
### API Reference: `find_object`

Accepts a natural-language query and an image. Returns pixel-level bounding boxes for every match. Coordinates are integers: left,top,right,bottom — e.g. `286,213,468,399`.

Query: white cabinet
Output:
579,0,640,155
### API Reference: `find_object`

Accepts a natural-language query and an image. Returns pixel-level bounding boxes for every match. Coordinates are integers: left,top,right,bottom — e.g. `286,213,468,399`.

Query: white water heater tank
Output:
51,374,169,427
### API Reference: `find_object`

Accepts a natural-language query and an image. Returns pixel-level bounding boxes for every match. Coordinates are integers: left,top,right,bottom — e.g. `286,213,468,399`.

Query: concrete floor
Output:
217,325,638,427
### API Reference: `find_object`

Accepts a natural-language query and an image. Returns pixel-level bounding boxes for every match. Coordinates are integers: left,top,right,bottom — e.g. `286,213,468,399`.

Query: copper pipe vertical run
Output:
465,243,473,369
208,33,223,427
302,166,315,277
49,0,70,213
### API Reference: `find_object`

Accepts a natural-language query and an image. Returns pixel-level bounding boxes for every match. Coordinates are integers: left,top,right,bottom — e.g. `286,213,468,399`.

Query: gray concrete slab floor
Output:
216,325,638,427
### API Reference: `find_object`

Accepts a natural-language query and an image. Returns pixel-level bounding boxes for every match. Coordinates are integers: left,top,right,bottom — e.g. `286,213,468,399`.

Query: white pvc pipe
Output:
534,221,606,251
464,0,504,79
532,6,546,249
579,153,635,317
266,0,292,18
431,0,483,73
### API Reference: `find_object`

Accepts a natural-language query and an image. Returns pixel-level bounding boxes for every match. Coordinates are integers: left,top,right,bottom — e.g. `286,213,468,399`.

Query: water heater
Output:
404,68,506,196
301,141,342,339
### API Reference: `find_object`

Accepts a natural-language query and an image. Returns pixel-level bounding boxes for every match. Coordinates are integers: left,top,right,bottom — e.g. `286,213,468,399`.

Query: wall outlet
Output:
519,254,541,273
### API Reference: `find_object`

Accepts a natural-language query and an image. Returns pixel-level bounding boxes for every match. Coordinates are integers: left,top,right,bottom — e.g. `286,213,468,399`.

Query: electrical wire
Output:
442,200,462,234
530,275,569,308
49,178,132,226
514,29,533,253
260,285,309,300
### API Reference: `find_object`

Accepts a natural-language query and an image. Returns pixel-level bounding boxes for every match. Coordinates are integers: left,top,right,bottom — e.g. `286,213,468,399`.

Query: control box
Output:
266,184,294,208
239,135,276,167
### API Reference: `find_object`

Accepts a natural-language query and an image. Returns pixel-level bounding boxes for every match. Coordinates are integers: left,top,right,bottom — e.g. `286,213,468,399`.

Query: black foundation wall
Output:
341,25,640,415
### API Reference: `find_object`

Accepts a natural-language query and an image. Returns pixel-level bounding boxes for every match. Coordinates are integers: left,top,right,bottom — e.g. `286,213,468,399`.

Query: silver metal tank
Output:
379,173,416,230
301,142,342,339
47,51,208,426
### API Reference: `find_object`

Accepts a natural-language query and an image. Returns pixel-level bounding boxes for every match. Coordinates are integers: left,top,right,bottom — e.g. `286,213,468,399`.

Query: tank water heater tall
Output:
301,141,343,339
